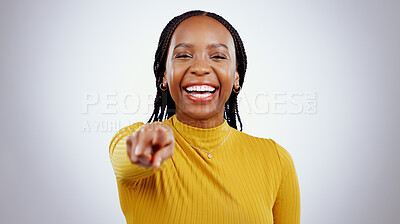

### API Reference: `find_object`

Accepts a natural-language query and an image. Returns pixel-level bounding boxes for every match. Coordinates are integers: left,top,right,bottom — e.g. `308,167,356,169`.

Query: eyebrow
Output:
173,43,229,50
207,43,229,50
174,43,193,50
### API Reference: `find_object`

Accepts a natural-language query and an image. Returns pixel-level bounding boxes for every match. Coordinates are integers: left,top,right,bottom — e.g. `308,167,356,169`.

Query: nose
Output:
189,56,211,76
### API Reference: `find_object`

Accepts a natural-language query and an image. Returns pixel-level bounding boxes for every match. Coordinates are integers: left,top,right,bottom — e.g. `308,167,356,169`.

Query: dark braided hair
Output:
148,10,247,131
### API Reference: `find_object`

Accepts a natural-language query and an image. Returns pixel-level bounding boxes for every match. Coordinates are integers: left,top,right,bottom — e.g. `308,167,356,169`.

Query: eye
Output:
174,53,192,59
211,54,227,60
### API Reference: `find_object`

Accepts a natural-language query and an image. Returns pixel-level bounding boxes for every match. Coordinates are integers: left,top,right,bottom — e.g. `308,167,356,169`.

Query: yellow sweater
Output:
109,115,300,223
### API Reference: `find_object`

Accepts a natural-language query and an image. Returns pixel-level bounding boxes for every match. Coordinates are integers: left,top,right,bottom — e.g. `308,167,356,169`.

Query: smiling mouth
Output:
184,85,218,99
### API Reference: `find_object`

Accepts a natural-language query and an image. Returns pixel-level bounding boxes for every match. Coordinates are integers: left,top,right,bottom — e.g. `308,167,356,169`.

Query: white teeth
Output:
190,92,212,98
185,85,216,99
185,85,215,92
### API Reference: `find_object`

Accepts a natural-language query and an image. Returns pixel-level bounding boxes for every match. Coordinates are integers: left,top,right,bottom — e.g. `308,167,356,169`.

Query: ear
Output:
234,71,240,88
162,72,167,84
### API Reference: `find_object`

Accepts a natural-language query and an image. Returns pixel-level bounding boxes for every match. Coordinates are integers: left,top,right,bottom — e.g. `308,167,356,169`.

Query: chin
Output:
181,106,221,120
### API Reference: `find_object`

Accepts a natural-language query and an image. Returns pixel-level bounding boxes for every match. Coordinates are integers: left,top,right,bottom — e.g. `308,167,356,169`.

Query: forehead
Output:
170,16,234,48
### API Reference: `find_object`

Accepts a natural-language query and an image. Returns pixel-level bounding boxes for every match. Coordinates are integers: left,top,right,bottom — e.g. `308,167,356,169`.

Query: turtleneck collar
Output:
165,115,232,150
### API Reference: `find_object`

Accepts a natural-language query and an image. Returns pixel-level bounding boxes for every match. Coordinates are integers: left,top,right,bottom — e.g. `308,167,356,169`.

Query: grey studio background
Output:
1,0,399,223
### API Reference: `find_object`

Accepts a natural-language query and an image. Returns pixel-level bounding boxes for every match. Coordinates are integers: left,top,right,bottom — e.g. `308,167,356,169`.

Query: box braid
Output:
148,10,247,131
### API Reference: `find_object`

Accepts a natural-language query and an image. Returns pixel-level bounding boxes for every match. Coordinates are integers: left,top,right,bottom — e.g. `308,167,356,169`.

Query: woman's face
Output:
164,16,239,127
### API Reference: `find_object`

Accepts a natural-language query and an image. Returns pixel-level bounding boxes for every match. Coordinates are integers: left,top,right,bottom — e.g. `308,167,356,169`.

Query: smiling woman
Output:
109,10,300,224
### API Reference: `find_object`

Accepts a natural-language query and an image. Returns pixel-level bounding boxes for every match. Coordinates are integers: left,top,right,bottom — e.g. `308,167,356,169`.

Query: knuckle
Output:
161,124,171,132
144,123,155,131
142,125,155,136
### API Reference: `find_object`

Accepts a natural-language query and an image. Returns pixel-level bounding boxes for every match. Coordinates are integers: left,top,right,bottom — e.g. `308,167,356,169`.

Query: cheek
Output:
169,61,192,88
165,62,176,84
216,66,236,86
216,71,235,101
165,63,186,102
167,64,183,88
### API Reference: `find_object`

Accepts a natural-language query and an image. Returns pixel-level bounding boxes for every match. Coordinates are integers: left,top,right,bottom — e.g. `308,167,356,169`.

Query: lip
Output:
182,82,219,103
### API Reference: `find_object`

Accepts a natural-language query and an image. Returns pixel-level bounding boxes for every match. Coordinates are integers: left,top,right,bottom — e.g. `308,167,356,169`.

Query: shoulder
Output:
269,139,295,167
233,130,296,170
109,122,145,152
268,139,297,181
231,129,277,152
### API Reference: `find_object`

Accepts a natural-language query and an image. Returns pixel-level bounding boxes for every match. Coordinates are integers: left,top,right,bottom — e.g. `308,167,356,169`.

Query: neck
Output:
175,111,224,129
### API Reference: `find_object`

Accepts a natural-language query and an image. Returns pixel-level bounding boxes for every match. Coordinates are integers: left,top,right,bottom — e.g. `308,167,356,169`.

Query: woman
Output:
109,10,300,223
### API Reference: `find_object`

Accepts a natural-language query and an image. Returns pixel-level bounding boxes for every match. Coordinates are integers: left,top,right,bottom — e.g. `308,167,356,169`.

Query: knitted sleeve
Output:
271,140,301,224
